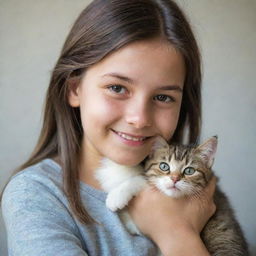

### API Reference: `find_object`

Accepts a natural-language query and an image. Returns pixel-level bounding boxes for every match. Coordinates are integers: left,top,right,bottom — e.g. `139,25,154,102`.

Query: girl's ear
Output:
67,79,81,107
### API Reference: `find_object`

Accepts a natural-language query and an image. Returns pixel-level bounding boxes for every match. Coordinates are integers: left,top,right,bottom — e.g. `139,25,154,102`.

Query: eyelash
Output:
107,85,127,94
107,85,175,103
153,95,175,103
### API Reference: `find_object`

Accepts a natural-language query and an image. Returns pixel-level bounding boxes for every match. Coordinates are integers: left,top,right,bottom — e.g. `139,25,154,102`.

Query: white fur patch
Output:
95,158,146,211
152,176,196,198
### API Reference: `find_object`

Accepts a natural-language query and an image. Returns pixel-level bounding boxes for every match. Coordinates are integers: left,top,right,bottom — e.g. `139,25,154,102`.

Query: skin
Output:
129,178,216,256
69,38,185,188
68,38,216,255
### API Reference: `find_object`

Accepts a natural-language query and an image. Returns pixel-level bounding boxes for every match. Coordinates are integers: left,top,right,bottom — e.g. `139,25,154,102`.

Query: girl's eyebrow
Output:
102,72,183,92
102,72,134,84
159,85,183,92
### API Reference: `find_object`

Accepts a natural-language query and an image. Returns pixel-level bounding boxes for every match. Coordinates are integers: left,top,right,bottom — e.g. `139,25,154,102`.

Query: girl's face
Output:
69,39,185,167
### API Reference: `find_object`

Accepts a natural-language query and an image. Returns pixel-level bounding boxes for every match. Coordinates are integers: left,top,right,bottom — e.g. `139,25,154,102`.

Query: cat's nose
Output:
171,176,180,184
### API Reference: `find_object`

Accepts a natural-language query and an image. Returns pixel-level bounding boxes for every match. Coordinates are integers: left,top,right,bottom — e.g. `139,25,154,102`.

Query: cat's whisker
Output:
147,179,161,193
187,187,214,215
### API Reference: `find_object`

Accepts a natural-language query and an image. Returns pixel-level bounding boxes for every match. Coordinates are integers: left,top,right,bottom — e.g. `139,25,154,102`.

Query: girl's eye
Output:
159,162,170,172
183,167,196,175
108,85,127,94
153,94,174,103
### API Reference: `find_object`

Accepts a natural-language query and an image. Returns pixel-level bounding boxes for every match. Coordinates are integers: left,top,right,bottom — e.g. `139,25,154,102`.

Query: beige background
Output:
1,0,255,255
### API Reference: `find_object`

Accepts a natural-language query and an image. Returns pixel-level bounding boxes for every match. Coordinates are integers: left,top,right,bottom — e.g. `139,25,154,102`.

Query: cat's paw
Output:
106,194,128,211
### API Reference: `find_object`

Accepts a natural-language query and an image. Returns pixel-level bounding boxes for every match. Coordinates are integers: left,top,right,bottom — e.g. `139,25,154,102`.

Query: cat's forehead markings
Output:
174,146,183,160
169,152,176,163
169,161,178,172
169,157,186,172
186,157,194,166
168,149,173,162
177,147,184,160
160,155,166,161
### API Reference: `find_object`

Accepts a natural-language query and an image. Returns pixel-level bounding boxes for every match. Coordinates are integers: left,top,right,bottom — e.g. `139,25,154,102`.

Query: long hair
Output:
6,0,201,223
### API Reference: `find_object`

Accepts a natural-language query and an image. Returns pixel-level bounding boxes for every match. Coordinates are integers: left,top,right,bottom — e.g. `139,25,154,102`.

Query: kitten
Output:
95,136,249,256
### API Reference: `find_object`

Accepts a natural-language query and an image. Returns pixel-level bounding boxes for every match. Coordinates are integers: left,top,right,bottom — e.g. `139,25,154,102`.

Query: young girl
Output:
2,0,217,255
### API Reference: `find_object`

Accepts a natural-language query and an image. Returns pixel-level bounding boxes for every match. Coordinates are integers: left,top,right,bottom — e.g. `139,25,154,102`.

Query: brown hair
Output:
6,0,201,223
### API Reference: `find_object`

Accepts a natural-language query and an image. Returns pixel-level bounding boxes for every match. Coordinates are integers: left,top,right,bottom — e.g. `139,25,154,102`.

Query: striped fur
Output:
144,136,249,255
145,138,213,197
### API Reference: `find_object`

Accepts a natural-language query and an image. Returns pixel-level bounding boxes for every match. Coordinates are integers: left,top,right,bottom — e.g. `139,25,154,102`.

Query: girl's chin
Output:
107,155,146,167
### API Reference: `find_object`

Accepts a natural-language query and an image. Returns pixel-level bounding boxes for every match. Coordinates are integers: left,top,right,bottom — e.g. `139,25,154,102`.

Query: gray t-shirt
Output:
2,159,157,256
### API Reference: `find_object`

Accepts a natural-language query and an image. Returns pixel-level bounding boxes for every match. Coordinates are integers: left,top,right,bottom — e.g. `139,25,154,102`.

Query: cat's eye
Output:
159,162,170,172
183,167,196,175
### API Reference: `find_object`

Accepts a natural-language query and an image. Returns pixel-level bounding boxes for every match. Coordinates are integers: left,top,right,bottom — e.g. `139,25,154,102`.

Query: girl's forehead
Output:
85,39,186,87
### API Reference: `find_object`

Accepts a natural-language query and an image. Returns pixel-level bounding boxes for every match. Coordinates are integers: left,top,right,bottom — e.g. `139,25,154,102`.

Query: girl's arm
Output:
128,177,217,256
1,173,88,256
151,224,210,256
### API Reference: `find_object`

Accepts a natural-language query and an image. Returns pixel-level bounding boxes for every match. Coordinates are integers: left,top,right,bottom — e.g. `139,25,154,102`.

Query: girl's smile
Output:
111,129,154,147
68,38,185,186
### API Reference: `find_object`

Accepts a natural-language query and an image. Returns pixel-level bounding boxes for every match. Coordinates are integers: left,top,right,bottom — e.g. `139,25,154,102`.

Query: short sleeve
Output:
1,172,88,256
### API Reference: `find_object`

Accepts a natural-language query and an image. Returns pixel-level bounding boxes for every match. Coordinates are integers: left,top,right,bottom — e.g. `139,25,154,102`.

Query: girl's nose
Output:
125,99,152,129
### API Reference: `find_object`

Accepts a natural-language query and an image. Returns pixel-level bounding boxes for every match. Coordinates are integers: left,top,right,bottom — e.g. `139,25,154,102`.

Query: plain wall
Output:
1,0,255,255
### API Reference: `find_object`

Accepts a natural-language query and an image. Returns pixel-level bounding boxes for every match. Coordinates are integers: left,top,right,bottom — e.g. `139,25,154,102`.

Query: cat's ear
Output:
195,136,218,168
149,136,169,157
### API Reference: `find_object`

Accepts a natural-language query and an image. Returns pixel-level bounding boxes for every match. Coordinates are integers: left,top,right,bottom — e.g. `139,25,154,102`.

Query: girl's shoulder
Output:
1,159,89,255
1,158,70,220
3,158,63,198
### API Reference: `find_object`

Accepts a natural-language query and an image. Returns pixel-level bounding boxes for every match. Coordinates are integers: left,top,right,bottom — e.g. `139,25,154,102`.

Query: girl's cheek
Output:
84,94,123,124
99,95,123,117
158,108,180,140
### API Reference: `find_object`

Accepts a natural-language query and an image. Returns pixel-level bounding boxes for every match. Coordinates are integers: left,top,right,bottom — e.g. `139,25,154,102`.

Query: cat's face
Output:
144,136,217,198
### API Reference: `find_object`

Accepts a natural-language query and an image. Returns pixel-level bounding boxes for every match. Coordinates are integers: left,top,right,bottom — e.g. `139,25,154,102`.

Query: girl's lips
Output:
111,129,151,142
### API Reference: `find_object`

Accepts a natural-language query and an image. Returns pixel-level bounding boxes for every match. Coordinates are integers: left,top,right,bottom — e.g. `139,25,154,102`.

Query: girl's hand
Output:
128,177,217,256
